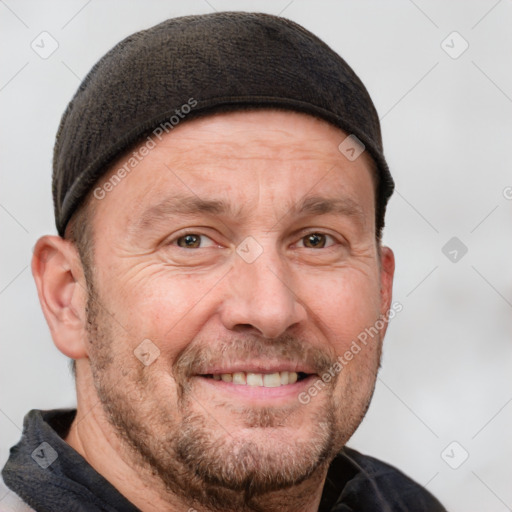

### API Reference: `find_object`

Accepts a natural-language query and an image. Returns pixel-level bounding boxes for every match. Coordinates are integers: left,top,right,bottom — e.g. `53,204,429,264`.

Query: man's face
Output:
82,110,393,506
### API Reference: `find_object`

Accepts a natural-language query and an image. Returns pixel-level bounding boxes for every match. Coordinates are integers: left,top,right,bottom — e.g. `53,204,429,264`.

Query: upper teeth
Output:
212,371,298,387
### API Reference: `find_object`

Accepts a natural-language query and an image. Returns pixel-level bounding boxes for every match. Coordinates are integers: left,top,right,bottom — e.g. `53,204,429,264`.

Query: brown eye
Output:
302,233,327,248
177,234,202,248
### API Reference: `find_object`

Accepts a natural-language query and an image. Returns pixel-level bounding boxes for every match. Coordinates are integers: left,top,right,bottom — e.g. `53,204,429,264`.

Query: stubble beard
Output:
84,283,380,511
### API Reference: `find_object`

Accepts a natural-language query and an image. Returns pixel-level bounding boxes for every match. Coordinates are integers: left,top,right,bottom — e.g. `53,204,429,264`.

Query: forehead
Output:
91,110,376,229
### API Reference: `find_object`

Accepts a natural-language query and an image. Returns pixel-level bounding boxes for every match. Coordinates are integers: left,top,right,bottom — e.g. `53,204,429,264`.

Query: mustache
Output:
173,333,337,378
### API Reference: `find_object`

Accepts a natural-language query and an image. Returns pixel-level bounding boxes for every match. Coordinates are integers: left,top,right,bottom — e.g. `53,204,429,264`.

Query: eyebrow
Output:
131,194,365,234
131,195,241,234
291,195,365,220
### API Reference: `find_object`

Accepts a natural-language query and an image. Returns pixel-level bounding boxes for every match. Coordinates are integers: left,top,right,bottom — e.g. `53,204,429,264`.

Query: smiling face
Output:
77,110,394,509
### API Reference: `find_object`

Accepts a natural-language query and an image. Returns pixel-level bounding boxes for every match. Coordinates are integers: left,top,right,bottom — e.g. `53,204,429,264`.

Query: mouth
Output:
190,359,323,403
202,371,310,387
193,365,319,402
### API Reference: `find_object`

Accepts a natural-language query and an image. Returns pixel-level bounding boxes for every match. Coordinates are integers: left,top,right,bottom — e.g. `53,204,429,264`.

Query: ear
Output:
378,246,395,333
32,235,89,359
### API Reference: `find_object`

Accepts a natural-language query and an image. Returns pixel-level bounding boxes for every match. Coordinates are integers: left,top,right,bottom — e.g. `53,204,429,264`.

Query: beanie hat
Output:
53,11,394,236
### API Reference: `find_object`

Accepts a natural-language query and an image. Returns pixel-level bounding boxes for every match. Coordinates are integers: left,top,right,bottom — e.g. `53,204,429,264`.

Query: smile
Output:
204,371,310,387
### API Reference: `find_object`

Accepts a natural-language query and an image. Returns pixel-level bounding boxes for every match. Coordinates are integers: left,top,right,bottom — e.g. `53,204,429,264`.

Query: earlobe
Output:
32,235,89,359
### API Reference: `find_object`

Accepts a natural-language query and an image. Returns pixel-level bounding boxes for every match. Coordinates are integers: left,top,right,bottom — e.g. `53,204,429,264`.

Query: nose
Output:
218,247,307,339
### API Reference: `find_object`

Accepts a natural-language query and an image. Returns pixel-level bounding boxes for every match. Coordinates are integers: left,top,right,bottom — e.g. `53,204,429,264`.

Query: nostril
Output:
232,324,260,334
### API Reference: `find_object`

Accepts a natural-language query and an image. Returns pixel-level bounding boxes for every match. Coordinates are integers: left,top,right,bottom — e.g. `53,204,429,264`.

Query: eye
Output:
174,233,216,249
298,233,336,249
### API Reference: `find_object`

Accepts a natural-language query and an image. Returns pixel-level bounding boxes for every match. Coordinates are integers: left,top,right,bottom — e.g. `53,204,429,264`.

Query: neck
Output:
65,368,328,512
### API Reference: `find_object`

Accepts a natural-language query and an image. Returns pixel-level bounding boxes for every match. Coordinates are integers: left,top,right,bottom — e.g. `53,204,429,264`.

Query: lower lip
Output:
194,375,317,402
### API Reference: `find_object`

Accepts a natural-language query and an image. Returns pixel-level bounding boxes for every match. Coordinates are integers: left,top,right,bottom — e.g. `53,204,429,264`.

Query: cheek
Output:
107,270,224,358
303,269,382,352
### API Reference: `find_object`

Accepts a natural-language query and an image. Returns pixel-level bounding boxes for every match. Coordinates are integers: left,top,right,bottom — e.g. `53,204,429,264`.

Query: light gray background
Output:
1,1,511,510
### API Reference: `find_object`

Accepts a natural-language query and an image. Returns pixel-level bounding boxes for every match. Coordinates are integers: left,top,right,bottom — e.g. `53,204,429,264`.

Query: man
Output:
2,12,446,512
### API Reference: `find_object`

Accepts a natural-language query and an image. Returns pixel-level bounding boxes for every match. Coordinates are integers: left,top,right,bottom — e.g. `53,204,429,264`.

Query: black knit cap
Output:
53,11,394,236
